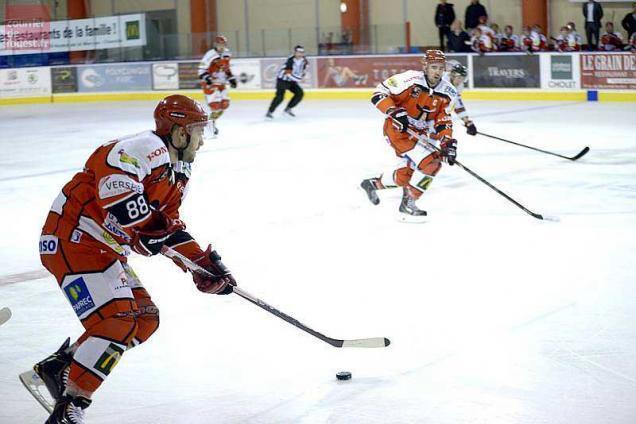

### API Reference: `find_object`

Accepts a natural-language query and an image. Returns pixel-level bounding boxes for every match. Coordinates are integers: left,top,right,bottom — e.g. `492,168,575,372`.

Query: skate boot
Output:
211,120,219,136
45,395,91,424
284,107,296,117
399,187,427,220
360,178,382,205
265,111,274,119
34,338,72,401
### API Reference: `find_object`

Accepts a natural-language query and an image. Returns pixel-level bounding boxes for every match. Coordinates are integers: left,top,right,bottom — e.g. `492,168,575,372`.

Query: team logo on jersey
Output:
118,150,140,169
146,146,168,162
98,175,144,199
39,235,58,254
101,231,127,255
387,77,398,88
64,277,95,317
103,213,132,242
94,343,125,376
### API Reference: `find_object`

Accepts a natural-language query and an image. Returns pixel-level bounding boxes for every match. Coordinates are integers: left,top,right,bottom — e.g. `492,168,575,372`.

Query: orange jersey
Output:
372,70,458,154
41,131,201,262
198,48,233,93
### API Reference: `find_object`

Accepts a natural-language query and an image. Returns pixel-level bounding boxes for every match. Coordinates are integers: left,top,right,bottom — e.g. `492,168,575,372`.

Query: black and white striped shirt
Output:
277,56,308,82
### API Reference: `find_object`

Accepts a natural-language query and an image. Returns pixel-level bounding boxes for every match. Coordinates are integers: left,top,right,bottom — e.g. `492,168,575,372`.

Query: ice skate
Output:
265,111,274,120
398,187,427,222
34,337,72,401
45,395,91,424
284,107,296,117
211,120,219,137
360,178,381,205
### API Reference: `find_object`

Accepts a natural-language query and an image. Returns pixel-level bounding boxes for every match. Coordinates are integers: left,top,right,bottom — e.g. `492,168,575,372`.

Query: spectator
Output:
434,0,456,51
622,3,636,40
555,25,580,52
530,25,548,52
471,27,494,53
582,0,603,50
554,26,569,51
447,20,471,52
567,22,583,48
520,26,533,52
476,16,497,50
490,23,502,50
499,25,520,51
600,22,624,51
465,0,488,30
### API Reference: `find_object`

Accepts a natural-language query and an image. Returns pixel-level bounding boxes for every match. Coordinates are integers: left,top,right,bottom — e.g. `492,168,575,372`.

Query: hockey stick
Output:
477,131,590,161
161,246,390,348
0,307,11,326
403,127,557,221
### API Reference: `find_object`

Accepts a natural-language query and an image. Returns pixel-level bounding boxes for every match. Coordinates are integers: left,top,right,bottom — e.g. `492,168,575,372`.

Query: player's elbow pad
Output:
371,93,387,106
165,230,195,249
435,124,452,134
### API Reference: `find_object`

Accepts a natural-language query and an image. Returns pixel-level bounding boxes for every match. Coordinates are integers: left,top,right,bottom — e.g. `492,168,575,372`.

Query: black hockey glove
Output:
132,210,185,256
465,120,477,136
388,107,410,133
228,76,237,89
440,137,458,166
201,73,213,85
191,245,236,295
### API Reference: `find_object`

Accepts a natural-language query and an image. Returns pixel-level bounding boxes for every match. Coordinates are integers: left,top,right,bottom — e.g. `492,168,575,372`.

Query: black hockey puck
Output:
336,371,352,381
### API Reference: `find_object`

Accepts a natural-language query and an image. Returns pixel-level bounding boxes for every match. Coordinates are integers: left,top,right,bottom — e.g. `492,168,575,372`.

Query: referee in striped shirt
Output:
266,45,308,118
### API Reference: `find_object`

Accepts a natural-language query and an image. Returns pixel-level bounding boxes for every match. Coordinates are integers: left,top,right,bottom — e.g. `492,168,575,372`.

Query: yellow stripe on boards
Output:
1,89,632,106
0,96,52,106
598,91,636,102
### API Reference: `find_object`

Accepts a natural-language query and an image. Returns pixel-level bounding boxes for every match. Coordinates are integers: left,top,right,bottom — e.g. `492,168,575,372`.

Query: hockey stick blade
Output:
0,307,11,326
541,215,561,222
161,247,391,348
341,338,391,348
569,146,590,161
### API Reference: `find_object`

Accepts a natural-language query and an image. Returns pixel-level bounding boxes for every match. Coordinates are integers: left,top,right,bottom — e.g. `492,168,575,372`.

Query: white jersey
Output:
441,73,468,120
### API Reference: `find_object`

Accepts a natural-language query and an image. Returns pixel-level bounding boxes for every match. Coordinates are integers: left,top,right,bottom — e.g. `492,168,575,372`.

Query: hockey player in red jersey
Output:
32,95,236,423
198,35,237,136
359,50,459,220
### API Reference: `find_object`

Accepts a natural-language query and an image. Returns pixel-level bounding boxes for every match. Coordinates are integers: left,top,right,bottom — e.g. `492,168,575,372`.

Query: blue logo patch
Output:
64,277,95,317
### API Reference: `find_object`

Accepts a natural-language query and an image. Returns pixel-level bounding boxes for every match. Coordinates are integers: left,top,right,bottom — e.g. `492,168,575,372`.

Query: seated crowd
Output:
447,16,636,53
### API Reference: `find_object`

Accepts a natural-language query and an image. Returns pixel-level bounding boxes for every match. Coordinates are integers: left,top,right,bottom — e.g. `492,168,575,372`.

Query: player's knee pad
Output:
220,99,230,110
416,153,442,176
408,169,435,194
208,102,224,111
130,288,159,347
394,166,414,186
69,317,134,394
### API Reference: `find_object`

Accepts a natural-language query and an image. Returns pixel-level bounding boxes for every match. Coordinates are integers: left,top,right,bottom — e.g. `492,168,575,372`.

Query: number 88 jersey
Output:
41,130,189,260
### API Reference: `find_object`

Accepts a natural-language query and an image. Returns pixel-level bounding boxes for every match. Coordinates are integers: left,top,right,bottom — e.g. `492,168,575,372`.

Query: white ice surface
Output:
0,98,635,423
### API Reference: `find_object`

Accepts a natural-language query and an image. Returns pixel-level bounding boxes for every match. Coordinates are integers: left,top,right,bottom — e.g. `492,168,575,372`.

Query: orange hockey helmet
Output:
215,35,228,47
423,49,446,66
154,95,208,137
